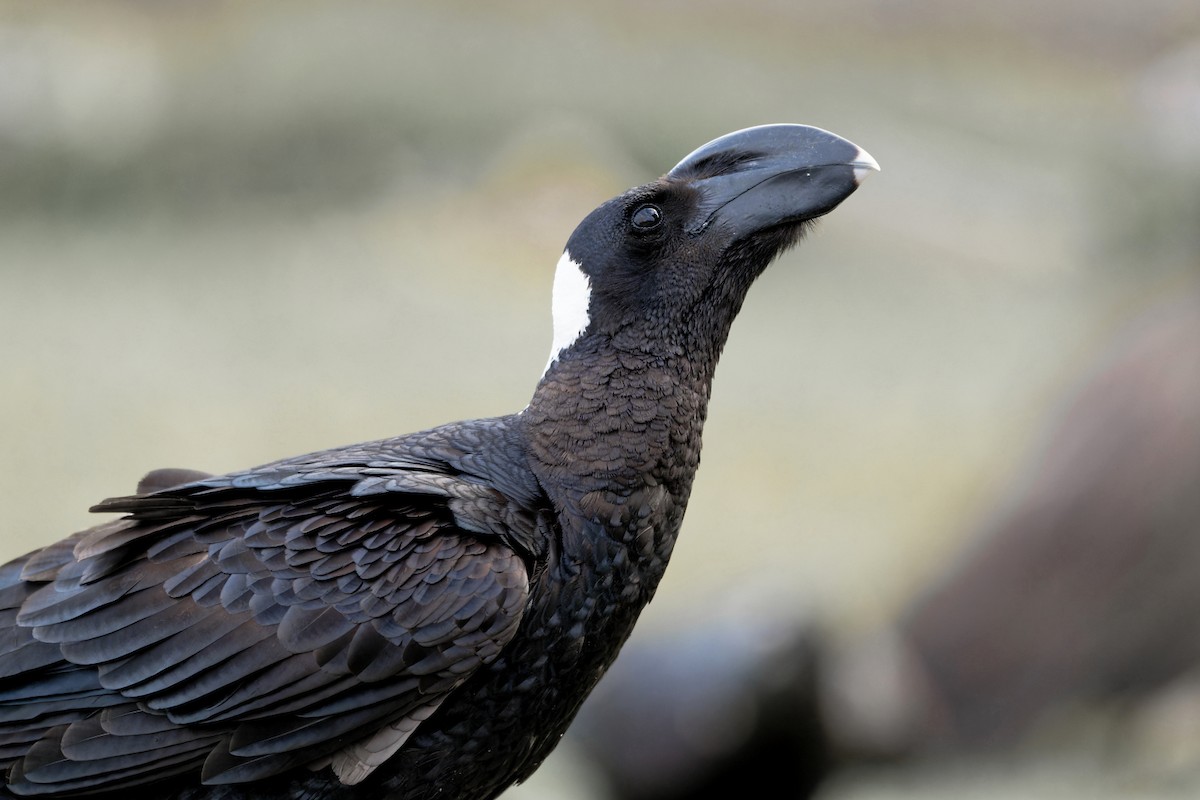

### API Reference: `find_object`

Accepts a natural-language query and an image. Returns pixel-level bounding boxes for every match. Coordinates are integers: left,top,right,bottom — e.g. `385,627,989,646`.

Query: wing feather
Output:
1,482,535,796
2,448,540,794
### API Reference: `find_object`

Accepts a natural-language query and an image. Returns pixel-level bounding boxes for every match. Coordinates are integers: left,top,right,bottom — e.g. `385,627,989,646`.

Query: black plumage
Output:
0,125,876,800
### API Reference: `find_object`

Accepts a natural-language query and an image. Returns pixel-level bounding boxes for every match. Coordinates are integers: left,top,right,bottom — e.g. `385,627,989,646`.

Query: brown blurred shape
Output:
893,290,1200,750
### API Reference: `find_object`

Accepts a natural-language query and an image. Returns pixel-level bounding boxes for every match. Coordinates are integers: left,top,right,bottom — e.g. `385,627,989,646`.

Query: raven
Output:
0,125,877,799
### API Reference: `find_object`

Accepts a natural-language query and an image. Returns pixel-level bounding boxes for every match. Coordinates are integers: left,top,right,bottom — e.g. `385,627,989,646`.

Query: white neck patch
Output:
542,249,592,376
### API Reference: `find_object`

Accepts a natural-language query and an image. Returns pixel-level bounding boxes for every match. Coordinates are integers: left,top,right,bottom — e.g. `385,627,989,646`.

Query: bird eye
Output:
630,204,662,231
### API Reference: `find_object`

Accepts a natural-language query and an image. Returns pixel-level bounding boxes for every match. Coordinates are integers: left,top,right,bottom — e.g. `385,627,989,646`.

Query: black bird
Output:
0,124,877,800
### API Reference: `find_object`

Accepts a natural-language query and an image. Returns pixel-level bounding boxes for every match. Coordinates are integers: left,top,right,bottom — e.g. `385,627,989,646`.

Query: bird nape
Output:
0,124,877,800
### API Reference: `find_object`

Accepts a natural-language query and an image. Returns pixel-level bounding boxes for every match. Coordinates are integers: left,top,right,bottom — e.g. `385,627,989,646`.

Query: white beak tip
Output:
852,147,881,184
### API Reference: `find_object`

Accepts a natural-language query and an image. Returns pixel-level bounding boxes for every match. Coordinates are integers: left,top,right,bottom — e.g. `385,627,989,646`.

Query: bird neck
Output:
522,334,716,508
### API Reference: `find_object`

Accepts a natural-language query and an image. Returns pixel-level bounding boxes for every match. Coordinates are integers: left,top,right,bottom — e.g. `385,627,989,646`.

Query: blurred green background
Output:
1,1,1198,797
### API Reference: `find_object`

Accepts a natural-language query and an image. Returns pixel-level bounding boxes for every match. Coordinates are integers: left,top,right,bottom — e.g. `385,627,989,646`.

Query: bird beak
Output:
667,124,879,236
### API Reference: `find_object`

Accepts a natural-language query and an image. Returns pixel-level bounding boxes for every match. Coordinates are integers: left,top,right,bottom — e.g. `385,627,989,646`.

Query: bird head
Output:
543,124,879,375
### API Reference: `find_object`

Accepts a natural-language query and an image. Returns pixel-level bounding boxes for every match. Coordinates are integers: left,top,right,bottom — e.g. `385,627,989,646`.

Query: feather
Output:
106,619,274,703
135,468,213,495
96,607,248,694
277,605,355,653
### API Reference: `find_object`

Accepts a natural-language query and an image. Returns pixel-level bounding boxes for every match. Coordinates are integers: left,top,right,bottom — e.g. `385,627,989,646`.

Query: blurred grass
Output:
0,1,1198,797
